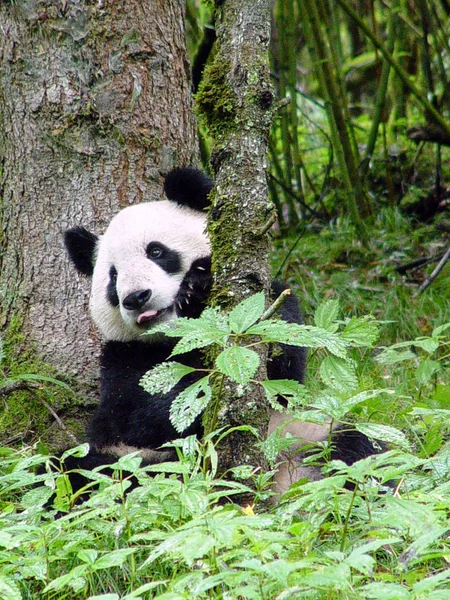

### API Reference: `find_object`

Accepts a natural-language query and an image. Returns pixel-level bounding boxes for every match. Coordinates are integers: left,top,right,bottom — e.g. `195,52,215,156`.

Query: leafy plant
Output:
141,293,399,456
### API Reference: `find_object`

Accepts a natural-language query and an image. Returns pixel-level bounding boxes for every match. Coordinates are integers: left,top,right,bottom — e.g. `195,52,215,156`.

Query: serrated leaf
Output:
356,423,411,449
375,348,416,365
61,443,90,461
261,379,307,408
170,309,231,355
215,347,260,384
140,362,196,395
170,376,211,433
247,319,297,340
312,390,391,420
229,292,265,333
314,298,339,331
319,356,358,393
248,321,348,357
412,337,440,354
340,315,380,347
0,577,22,600
415,359,441,385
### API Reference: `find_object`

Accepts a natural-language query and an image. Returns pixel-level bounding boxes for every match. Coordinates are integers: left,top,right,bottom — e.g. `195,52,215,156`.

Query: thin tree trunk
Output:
0,0,197,443
197,0,273,480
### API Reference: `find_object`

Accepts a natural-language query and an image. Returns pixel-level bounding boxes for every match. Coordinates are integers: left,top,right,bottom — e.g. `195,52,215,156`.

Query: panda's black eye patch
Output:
106,265,119,308
146,242,181,274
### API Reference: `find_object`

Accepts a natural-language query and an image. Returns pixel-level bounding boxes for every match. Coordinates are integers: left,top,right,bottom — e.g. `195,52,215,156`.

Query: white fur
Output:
90,201,210,341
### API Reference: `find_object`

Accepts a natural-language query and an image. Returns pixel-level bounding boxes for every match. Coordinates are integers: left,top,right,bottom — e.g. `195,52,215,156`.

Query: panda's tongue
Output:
137,309,159,324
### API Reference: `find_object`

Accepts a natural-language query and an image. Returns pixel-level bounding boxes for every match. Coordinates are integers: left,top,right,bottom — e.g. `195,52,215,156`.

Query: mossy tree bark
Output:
0,0,198,446
197,0,274,479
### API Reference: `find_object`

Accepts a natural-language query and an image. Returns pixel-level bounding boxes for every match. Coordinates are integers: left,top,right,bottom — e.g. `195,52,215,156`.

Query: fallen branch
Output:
395,251,445,274
415,246,450,295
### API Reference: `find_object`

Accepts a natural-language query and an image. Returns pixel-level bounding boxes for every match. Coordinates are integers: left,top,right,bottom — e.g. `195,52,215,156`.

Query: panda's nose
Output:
122,289,152,311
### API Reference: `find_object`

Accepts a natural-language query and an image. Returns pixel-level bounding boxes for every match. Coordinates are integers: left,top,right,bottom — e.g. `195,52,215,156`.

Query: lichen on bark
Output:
197,0,275,480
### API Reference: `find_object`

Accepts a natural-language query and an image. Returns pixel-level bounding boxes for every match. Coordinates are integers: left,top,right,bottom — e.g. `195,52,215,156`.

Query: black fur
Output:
164,167,213,211
146,242,182,274
106,266,119,307
175,256,212,318
331,429,382,465
64,227,98,276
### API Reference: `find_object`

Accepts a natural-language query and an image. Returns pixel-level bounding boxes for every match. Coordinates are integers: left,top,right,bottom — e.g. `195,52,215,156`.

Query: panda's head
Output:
64,168,212,342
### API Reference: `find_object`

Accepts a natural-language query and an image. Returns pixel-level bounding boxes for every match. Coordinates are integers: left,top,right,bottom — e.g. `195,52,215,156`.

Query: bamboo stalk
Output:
335,0,450,137
299,0,372,240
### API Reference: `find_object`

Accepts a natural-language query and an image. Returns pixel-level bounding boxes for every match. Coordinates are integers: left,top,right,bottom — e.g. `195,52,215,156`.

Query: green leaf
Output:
412,337,440,354
43,565,88,592
415,359,441,385
61,443,90,461
431,384,450,409
432,323,450,336
229,292,265,333
311,389,387,420
140,362,196,395
170,309,231,355
246,319,297,341
121,583,167,599
87,595,120,600
93,548,136,570
319,356,358,394
215,346,260,384
170,376,211,433
78,549,98,564
314,298,339,331
361,582,411,599
375,348,416,365
248,321,348,357
261,379,308,407
356,423,411,449
0,577,22,600
340,315,380,347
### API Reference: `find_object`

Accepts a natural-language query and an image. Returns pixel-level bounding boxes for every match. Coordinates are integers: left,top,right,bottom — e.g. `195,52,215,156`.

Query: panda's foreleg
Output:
175,256,212,318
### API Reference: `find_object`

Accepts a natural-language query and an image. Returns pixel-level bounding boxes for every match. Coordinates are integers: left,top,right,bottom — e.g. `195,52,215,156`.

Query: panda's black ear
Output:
164,167,213,211
64,227,98,276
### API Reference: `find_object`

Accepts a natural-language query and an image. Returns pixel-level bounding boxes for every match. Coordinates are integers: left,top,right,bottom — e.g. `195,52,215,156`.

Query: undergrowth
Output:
1,211,449,599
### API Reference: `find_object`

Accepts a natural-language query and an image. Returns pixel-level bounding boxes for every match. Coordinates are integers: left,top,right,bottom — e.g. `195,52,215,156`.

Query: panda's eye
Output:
110,266,118,284
147,244,164,259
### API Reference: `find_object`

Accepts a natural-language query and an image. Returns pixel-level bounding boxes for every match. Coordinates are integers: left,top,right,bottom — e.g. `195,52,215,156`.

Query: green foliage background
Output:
0,0,449,597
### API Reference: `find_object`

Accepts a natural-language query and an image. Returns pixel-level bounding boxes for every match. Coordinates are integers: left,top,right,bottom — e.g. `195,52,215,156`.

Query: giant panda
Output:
61,167,378,497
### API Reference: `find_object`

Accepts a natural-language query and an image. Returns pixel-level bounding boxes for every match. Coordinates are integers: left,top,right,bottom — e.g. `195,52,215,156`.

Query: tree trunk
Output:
0,0,197,444
197,0,273,480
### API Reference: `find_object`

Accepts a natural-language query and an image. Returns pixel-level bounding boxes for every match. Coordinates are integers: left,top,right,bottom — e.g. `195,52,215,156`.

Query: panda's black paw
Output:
176,256,212,318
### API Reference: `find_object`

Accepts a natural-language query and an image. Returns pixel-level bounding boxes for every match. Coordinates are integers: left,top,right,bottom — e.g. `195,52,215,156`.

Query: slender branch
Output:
415,246,450,295
259,288,291,322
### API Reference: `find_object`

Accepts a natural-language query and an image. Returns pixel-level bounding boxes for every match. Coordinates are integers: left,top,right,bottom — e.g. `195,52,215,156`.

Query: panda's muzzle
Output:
123,289,152,311
122,289,172,326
